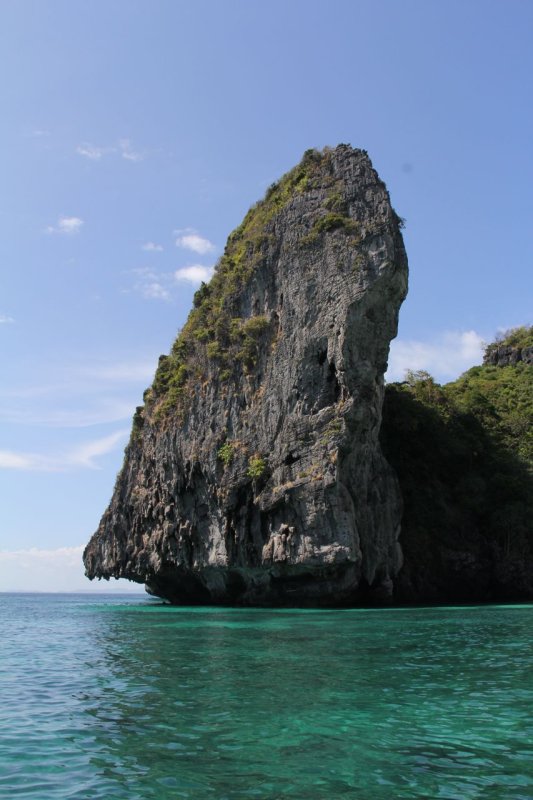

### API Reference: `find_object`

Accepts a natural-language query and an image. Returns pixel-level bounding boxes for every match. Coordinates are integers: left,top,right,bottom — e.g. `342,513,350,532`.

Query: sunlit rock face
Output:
84,145,408,605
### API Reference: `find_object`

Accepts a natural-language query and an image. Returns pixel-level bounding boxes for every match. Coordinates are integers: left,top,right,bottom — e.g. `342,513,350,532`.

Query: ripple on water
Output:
0,595,532,799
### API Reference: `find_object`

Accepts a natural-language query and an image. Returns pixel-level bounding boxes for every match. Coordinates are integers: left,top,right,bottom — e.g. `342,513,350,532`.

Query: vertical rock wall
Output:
84,145,408,605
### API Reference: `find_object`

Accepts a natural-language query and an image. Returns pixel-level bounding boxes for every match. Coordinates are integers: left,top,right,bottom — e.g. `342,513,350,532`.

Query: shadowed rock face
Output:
83,145,408,605
483,345,533,367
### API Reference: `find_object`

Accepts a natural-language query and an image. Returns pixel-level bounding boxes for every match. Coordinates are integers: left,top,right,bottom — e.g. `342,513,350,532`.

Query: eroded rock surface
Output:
84,145,408,604
483,344,533,367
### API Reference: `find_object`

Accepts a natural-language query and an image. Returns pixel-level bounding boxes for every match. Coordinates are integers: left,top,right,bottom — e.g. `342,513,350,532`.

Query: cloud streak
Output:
76,143,111,160
0,400,136,428
0,314,14,324
1,361,155,398
69,429,130,468
0,545,142,593
141,282,170,300
80,361,155,383
119,139,143,162
127,263,215,297
175,228,216,255
127,268,172,301
75,138,144,163
0,545,84,565
142,242,164,252
46,216,84,235
0,429,129,472
175,265,214,285
0,358,156,427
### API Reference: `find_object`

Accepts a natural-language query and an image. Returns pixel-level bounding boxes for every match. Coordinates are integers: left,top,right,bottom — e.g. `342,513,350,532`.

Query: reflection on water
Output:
1,595,532,799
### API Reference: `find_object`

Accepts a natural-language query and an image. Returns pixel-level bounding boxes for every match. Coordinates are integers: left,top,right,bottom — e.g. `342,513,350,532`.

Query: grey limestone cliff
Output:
483,344,533,367
84,145,408,605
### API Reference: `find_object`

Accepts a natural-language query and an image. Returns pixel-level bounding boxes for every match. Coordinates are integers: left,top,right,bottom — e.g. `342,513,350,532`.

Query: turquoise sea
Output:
0,594,532,800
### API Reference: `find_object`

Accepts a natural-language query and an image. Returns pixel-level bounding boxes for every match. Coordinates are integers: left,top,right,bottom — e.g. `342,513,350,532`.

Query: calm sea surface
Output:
0,594,532,800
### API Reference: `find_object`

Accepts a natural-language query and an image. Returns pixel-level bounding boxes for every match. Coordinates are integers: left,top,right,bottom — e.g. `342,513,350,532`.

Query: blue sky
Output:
1,0,531,592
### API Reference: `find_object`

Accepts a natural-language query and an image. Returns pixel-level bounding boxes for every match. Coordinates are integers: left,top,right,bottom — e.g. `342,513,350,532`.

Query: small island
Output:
83,146,532,605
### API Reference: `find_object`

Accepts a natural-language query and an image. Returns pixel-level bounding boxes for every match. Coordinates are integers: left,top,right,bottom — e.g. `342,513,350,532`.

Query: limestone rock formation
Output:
84,145,408,604
483,344,533,367
483,325,533,367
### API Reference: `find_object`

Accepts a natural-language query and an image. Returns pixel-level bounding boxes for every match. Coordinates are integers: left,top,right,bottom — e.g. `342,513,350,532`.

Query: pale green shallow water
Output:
0,595,532,799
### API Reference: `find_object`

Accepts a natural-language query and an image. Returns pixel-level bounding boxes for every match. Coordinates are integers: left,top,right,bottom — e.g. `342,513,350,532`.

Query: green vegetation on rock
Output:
236,315,271,369
247,455,267,480
447,363,532,463
302,212,359,246
217,441,235,467
381,341,533,600
131,406,144,439
143,147,367,420
484,324,533,358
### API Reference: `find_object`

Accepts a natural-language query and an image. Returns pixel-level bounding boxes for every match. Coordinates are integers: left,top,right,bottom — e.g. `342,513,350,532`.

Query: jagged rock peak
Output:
84,144,409,605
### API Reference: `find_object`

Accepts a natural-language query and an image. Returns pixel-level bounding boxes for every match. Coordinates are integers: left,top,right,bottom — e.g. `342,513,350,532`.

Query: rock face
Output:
84,145,408,605
483,344,533,367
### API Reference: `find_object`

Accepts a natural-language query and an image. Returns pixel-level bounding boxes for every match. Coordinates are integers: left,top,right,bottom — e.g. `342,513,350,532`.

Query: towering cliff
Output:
84,145,408,604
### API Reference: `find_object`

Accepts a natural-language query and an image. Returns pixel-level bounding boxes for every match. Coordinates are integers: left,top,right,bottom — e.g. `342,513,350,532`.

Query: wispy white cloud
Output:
0,399,137,428
0,314,14,324
130,266,158,279
0,545,84,565
142,241,164,252
127,267,172,301
175,228,216,255
141,282,170,301
0,358,156,427
30,129,51,138
1,361,155,399
0,429,128,472
175,264,214,285
0,545,142,593
76,142,114,160
386,330,485,383
119,138,143,162
0,451,44,470
75,138,144,163
80,361,155,383
126,263,211,297
68,429,129,469
46,216,84,235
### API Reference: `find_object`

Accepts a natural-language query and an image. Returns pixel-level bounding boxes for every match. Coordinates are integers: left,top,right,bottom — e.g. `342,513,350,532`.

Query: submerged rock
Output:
84,145,408,604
